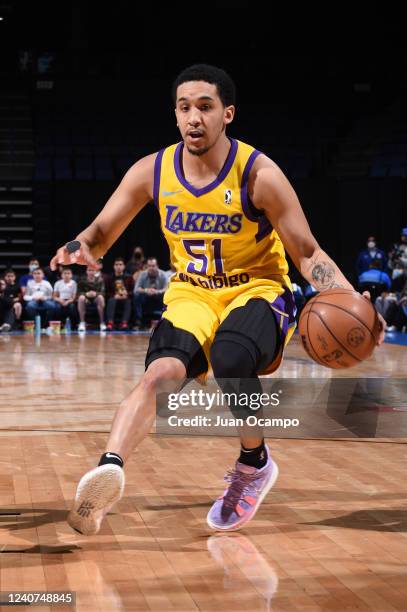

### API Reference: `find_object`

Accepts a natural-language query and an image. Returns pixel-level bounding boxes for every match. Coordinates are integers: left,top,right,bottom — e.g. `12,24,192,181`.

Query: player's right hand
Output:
50,241,99,270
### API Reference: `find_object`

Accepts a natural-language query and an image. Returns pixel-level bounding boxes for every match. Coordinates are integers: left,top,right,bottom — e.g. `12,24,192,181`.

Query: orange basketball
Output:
298,288,381,369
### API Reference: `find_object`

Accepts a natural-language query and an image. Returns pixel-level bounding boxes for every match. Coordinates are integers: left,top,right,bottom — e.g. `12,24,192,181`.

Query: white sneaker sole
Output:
67,464,125,536
206,461,279,532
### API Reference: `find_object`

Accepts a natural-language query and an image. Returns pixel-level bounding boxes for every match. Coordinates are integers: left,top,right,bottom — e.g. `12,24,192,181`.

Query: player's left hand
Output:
362,290,386,345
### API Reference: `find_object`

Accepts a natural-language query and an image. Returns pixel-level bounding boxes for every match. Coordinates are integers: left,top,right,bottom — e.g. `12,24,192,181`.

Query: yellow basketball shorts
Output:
147,277,297,376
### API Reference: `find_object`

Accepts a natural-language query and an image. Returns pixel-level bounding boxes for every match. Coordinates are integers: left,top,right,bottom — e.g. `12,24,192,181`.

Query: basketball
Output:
298,288,381,368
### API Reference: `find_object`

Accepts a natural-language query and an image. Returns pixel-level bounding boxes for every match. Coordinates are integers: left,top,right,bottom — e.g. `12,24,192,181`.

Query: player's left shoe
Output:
67,464,125,535
207,446,278,531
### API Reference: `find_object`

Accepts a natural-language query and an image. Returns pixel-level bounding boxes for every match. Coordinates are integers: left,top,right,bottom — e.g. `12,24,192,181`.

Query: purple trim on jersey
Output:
241,149,274,242
241,149,262,221
255,216,273,243
153,149,165,207
174,138,238,197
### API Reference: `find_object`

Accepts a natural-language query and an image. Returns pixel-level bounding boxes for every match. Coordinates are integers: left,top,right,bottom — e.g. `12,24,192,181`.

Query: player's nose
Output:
188,110,202,126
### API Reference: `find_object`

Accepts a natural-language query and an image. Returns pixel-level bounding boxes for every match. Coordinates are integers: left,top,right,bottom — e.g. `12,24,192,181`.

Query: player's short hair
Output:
62,267,72,273
114,257,125,264
172,64,236,107
4,268,15,275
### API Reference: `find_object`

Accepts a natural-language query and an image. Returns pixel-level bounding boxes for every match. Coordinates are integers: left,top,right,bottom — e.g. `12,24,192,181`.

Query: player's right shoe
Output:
78,322,86,332
67,464,125,535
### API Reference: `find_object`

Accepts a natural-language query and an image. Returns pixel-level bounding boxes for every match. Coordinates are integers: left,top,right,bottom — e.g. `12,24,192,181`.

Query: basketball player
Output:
50,64,385,534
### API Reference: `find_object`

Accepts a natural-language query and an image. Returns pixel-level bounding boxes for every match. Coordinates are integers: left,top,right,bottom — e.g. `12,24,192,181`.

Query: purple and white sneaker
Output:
207,446,278,531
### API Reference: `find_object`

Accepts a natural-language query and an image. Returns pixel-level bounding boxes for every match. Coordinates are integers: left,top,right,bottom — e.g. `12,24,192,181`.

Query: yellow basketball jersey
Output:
154,138,290,291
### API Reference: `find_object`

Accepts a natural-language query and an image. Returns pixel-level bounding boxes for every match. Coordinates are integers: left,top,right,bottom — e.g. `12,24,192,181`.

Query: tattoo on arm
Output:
311,262,344,290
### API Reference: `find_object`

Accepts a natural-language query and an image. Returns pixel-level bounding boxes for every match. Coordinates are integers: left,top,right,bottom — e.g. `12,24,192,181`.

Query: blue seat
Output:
94,156,114,180
54,157,72,180
75,156,93,180
370,162,387,177
34,157,52,181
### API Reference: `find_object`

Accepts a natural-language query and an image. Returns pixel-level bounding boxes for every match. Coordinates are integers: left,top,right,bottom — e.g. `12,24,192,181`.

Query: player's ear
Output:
224,105,235,125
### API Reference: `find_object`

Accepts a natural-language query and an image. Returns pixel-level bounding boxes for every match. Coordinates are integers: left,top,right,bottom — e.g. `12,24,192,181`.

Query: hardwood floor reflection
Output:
0,333,406,610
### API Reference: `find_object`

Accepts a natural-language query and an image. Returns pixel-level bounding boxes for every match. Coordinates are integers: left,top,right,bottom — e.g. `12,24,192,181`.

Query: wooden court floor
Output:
0,332,406,611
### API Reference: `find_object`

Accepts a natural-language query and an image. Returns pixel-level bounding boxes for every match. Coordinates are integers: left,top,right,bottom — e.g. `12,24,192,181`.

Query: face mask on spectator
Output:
29,263,39,273
367,241,376,249
392,269,403,279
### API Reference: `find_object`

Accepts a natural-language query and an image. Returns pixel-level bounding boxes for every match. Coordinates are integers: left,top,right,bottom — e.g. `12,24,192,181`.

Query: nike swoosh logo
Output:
105,452,120,459
162,189,183,196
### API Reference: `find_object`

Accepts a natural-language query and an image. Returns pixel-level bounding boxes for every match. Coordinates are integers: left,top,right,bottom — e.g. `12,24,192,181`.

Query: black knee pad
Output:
210,338,263,420
210,338,256,379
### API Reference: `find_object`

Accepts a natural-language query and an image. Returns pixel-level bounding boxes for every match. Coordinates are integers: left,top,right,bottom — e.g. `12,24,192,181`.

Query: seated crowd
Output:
0,246,171,332
356,228,407,333
1,231,406,334
271,227,407,334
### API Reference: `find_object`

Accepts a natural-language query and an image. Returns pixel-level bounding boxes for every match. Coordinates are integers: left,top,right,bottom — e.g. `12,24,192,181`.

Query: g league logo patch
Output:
224,189,232,204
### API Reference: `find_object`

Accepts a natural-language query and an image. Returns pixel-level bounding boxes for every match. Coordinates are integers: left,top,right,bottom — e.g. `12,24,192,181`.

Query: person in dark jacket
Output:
133,258,168,328
125,246,146,280
105,258,134,330
77,267,106,332
356,236,387,274
0,269,22,331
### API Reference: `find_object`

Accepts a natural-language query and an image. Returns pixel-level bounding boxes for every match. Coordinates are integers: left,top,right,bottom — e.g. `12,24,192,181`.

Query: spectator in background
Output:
388,228,407,289
133,257,168,329
93,259,109,285
356,236,387,275
19,258,40,293
23,267,55,327
77,267,106,332
375,292,398,326
105,258,134,331
0,279,9,330
389,228,407,270
378,280,407,332
0,278,20,332
53,268,77,326
1,269,22,330
390,262,406,292
125,246,146,281
164,264,176,283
